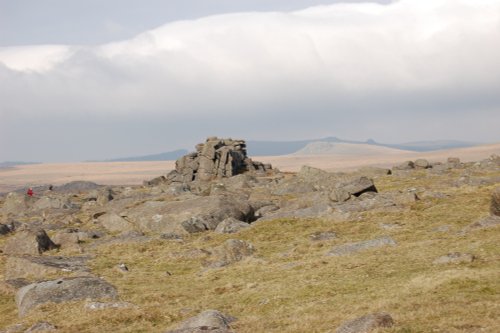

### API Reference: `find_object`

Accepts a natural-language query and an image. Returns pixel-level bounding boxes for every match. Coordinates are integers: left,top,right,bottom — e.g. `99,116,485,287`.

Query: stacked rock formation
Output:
167,137,272,183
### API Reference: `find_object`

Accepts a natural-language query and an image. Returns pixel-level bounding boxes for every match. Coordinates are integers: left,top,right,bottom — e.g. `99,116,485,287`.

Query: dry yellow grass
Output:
0,165,499,332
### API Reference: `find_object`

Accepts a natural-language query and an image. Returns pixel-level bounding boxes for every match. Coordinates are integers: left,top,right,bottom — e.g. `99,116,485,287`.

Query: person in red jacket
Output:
27,187,33,197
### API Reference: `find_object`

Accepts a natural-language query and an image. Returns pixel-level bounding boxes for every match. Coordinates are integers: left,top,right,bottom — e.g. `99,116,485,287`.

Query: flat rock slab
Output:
327,236,397,256
16,276,118,317
336,313,394,333
5,255,90,281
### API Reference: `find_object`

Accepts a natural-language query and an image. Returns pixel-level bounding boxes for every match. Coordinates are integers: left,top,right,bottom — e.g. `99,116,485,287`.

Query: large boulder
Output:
1,192,33,217
5,255,90,282
16,276,118,317
414,159,431,169
214,217,250,234
166,310,236,333
3,229,58,256
166,137,272,183
123,195,254,234
329,177,378,202
491,187,500,217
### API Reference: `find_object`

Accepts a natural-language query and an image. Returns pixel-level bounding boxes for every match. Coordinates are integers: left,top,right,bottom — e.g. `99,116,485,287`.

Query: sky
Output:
0,0,499,162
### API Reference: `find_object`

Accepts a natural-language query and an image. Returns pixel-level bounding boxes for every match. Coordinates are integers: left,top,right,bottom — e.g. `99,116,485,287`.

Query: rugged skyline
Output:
1,0,499,162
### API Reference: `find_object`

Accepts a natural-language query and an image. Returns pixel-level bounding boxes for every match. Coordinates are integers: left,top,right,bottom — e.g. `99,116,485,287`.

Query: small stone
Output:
166,309,236,333
117,263,129,272
491,187,500,217
336,313,394,333
327,236,397,256
85,301,135,310
309,231,337,241
433,252,476,265
24,322,57,332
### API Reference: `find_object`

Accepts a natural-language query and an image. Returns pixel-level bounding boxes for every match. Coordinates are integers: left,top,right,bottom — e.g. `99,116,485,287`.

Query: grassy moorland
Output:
0,166,499,332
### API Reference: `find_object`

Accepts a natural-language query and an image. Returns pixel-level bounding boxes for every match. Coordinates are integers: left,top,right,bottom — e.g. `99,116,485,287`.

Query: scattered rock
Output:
329,177,377,203
433,253,475,265
463,215,500,232
393,161,414,171
117,263,129,272
3,229,58,256
379,223,402,230
336,312,394,333
1,192,32,217
51,230,81,251
16,276,118,316
414,159,430,169
98,213,135,233
214,217,250,234
205,239,255,268
310,231,337,241
491,187,500,217
85,301,135,310
55,181,101,193
166,309,236,333
33,196,67,210
24,322,57,332
254,204,279,218
327,236,397,256
432,225,451,233
0,223,12,235
355,166,391,177
144,175,167,186
447,157,461,167
160,233,183,240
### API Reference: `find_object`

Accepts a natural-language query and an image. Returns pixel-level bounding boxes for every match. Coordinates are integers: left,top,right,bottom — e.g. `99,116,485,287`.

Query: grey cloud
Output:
1,0,499,162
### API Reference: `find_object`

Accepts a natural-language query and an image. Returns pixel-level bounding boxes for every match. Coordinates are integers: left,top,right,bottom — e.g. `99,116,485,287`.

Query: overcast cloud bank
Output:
1,0,499,162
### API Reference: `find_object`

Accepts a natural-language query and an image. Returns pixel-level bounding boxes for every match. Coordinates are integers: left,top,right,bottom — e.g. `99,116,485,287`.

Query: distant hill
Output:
105,149,188,162
247,137,480,156
384,140,480,152
97,138,481,161
0,161,40,169
293,142,411,156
